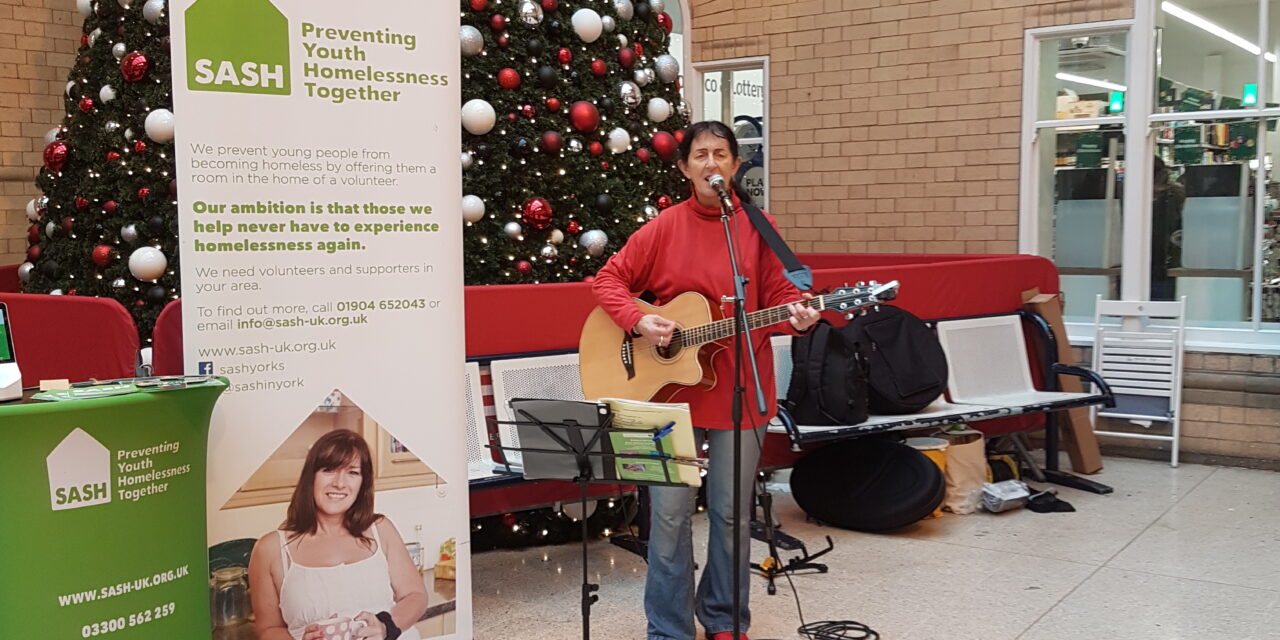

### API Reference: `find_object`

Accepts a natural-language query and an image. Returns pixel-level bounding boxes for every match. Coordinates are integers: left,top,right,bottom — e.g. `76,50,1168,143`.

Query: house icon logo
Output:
186,0,291,95
47,428,111,511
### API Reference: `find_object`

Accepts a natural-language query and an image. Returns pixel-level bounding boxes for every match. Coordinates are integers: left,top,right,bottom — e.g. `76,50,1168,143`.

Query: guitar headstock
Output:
822,280,900,313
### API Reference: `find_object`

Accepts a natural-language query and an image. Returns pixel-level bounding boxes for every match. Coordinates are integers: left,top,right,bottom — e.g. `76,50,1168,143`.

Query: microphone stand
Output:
716,187,767,640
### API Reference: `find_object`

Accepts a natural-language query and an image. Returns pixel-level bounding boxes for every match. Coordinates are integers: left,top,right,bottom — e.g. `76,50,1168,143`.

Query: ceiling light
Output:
1057,72,1127,92
1163,1,1278,63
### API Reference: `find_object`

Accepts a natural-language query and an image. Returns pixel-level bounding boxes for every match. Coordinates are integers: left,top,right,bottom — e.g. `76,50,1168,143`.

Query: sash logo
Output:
47,428,111,511
186,0,290,95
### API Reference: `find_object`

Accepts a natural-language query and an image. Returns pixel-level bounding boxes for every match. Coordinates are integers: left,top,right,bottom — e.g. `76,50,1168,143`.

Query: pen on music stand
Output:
652,421,676,442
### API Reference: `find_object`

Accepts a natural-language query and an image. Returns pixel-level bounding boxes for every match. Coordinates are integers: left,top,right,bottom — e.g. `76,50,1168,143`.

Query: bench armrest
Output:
1052,363,1116,408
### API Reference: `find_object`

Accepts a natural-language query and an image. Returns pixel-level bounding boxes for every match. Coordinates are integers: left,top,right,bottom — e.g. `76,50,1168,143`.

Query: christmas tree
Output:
22,0,177,344
460,0,690,284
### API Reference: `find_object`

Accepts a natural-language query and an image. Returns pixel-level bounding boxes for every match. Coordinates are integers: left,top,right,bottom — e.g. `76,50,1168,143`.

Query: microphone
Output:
707,174,735,211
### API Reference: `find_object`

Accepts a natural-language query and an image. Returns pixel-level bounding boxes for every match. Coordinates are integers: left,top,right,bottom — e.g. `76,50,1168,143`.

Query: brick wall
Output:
690,0,1133,254
0,0,81,267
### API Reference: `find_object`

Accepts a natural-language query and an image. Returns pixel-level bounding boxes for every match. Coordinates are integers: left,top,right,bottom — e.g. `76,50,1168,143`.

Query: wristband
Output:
375,611,401,640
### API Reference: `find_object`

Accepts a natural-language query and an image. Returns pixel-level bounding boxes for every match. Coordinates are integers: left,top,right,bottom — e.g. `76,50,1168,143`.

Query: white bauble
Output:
111,278,126,289
606,127,631,153
461,99,497,135
99,85,117,103
77,0,93,18
613,0,634,21
44,127,61,144
25,198,39,222
142,0,165,24
633,68,651,87
571,8,603,43
112,42,127,60
548,229,565,244
50,289,64,296
17,262,34,284
601,16,615,33
647,97,672,123
651,0,665,14
124,127,135,140
462,195,485,223
45,221,57,238
65,80,75,97
460,25,484,56
117,0,131,9
144,108,175,143
89,28,101,47
580,230,608,256
128,246,167,281
503,221,523,238
461,151,474,169
121,223,139,244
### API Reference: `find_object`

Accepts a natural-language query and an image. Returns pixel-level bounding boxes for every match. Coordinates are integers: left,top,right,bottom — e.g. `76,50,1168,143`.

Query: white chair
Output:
464,361,503,481
1091,296,1187,467
487,353,585,469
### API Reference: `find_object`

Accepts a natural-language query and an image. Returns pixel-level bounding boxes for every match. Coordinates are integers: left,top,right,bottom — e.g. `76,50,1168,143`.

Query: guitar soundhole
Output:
655,329,685,360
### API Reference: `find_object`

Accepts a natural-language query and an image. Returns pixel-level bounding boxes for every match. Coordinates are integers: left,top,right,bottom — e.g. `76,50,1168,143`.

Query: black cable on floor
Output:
797,620,879,640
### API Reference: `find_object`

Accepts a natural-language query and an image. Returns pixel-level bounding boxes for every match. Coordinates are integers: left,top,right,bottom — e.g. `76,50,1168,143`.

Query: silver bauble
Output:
633,68,651,87
45,221,57,238
99,85,117,102
619,81,642,107
461,151,474,169
25,198,38,222
37,195,49,210
540,244,558,261
677,100,691,120
601,16,615,33
111,277,127,289
44,127,61,144
17,262,34,284
104,120,121,133
504,221,523,238
77,0,93,18
655,54,680,83
124,127,135,140
518,0,544,25
613,0,634,21
112,42,127,60
460,25,484,56
121,223,139,243
643,205,660,220
580,229,609,256
142,0,166,24
89,28,102,47
651,0,665,14
567,138,584,153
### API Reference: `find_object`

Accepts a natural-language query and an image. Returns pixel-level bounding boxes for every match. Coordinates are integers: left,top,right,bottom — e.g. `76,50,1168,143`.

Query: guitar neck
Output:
680,297,824,347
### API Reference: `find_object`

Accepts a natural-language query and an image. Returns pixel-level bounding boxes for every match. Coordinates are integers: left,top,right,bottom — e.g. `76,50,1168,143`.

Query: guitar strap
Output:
741,202,813,291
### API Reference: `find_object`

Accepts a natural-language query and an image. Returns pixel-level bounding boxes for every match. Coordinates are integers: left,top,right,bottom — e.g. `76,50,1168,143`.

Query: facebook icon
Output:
198,361,214,375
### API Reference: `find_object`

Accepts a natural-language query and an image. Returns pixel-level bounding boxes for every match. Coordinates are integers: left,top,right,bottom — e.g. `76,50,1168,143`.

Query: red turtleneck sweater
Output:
591,194,804,429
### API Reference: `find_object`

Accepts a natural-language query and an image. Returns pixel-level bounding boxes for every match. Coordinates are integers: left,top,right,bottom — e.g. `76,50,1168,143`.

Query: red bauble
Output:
103,200,117,213
106,151,121,161
546,97,561,112
27,245,40,262
490,13,508,31
74,196,89,210
469,0,487,10
78,97,94,113
507,112,518,121
569,101,600,132
582,274,593,282
120,51,149,82
134,141,147,153
588,141,604,156
540,131,563,153
674,129,685,143
652,131,678,161
27,225,39,244
498,33,510,48
618,48,635,69
92,245,113,267
657,195,674,209
657,12,673,33
61,217,75,232
80,34,89,46
521,197,554,230
557,48,572,65
636,148,651,162
600,161,610,170
521,104,536,118
135,299,145,307
43,140,69,172
137,186,151,200
590,59,607,76
566,219,581,234
515,260,533,275
634,43,644,57
497,68,521,89
541,0,558,11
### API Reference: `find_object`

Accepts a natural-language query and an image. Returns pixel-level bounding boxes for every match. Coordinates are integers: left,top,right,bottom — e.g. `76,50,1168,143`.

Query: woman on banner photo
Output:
249,429,426,640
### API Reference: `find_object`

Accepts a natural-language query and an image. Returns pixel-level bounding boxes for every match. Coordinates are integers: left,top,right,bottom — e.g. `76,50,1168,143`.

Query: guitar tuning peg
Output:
856,281,866,287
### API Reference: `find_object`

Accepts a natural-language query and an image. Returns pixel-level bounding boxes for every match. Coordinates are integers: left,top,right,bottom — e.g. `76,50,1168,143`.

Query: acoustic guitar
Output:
578,281,898,402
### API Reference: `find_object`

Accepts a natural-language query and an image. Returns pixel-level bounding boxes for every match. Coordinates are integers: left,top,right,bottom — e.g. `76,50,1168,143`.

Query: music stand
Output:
490,398,699,640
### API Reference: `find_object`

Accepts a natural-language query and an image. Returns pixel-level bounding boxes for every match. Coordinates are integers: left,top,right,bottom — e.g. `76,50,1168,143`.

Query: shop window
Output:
698,62,768,208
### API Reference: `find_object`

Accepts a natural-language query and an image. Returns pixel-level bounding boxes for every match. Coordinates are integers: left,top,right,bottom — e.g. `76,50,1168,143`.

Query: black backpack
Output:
782,320,869,426
846,306,948,414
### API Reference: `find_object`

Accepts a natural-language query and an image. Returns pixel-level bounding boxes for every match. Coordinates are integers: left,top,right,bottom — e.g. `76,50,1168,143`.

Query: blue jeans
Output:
645,425,766,640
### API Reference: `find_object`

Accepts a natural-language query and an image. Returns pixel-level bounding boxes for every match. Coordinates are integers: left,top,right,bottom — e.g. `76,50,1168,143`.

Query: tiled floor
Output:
471,457,1280,639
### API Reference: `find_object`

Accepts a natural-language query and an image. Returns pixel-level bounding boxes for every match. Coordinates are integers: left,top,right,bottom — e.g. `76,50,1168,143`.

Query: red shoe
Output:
707,633,749,640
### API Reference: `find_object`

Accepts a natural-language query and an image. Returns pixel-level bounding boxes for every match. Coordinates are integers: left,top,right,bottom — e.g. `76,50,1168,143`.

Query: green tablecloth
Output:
1,379,225,639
